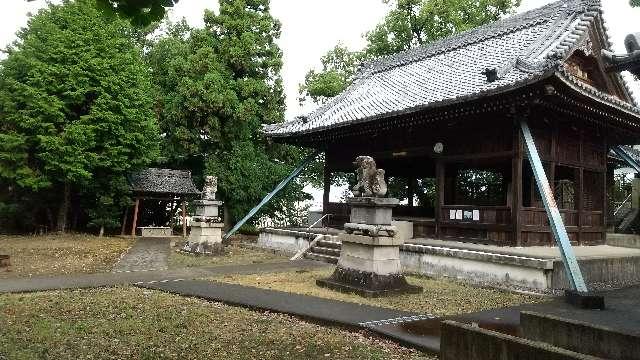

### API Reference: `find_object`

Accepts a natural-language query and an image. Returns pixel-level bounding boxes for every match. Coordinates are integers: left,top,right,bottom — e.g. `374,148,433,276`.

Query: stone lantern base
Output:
317,197,422,297
180,199,225,256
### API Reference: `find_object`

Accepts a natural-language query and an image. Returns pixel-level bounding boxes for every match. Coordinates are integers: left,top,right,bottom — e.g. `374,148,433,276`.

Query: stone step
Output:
310,246,340,257
304,252,338,264
316,239,341,249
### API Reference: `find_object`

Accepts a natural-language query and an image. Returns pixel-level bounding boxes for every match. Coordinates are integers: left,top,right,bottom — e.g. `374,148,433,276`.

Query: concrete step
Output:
520,311,640,360
316,239,341,249
310,246,340,257
304,252,338,264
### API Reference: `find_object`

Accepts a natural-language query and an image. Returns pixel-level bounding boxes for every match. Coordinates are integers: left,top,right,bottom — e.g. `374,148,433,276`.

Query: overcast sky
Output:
3,0,639,121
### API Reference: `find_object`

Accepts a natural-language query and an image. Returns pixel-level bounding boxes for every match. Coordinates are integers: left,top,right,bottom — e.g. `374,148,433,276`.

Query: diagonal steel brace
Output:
520,120,588,292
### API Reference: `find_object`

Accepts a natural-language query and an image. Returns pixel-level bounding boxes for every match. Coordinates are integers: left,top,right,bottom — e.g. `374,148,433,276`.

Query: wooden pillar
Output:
512,124,523,247
323,164,331,215
576,167,584,245
407,177,415,207
435,160,445,238
130,197,140,237
182,200,187,238
120,207,129,236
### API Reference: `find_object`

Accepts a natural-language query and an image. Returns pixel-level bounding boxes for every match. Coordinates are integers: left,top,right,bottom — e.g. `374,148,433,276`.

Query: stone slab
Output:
340,233,404,246
189,222,224,229
346,197,400,207
193,200,223,206
139,227,172,237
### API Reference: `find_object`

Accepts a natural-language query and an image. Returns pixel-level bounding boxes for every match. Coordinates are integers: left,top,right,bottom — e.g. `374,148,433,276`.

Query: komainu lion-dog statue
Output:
351,156,388,197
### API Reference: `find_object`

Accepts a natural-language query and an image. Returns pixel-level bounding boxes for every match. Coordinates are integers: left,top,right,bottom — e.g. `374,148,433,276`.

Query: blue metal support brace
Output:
612,145,640,173
520,120,588,292
223,150,322,240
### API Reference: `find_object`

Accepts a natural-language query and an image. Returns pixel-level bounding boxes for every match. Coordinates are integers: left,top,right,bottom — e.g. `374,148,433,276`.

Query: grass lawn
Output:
212,269,547,316
0,287,434,360
0,234,133,278
168,244,288,269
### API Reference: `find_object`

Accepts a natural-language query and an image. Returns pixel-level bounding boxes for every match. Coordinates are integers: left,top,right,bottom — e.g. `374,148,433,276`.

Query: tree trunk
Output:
57,182,70,233
99,225,104,237
46,208,55,233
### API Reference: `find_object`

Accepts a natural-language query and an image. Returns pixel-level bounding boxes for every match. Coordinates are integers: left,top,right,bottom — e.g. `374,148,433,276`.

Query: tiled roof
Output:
265,0,639,138
128,168,201,196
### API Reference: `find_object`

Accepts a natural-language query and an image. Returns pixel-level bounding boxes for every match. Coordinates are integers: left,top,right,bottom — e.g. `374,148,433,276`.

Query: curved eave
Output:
266,71,556,145
553,70,640,123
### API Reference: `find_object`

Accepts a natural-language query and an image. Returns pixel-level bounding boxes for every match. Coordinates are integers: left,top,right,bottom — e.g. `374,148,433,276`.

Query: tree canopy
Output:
147,0,311,226
95,0,178,26
0,0,159,232
299,0,521,105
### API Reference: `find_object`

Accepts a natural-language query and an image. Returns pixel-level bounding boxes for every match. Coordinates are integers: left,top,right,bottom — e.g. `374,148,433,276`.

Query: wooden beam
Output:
130,197,140,237
512,123,523,246
182,200,187,238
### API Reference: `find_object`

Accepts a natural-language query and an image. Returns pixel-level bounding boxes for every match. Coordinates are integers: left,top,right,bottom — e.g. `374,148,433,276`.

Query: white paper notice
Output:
473,210,480,221
455,210,463,220
450,210,456,220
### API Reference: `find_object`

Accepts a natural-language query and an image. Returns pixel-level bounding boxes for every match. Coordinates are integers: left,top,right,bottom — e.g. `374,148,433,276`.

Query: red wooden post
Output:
182,200,187,237
131,197,140,237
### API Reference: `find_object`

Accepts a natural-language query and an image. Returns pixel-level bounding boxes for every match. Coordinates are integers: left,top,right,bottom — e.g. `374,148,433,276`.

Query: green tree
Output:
299,0,520,105
95,0,178,26
631,0,639,7
148,1,311,227
0,0,159,233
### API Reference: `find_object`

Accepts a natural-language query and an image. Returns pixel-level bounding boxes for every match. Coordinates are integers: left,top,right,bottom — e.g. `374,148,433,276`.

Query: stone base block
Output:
347,197,399,225
316,266,423,298
339,241,401,275
182,222,224,256
179,241,224,256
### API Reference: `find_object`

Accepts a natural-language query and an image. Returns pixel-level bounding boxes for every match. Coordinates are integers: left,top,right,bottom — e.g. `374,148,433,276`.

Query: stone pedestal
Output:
181,199,225,255
317,197,422,297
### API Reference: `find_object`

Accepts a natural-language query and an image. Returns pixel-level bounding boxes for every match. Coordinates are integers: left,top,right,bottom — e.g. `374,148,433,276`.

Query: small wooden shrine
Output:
125,168,200,237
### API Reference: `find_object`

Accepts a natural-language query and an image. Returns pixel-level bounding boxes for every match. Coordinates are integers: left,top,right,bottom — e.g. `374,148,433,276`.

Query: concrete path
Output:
112,237,171,272
139,279,435,327
0,260,329,294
